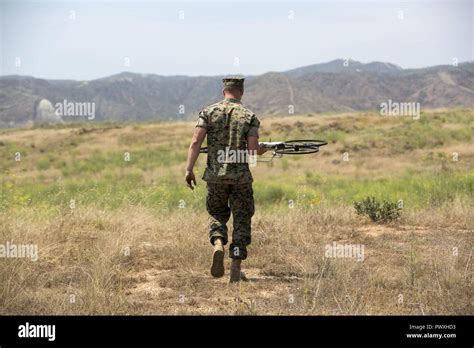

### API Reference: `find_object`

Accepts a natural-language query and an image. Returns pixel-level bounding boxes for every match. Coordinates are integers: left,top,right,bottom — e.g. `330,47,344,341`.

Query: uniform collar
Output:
224,97,241,104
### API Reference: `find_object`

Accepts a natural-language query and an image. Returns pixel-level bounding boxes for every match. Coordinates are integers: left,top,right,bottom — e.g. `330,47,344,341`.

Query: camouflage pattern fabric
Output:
222,77,245,90
206,182,254,260
195,98,260,184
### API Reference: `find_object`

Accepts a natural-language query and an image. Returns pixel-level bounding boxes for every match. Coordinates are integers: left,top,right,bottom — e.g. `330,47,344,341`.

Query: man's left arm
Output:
247,114,267,155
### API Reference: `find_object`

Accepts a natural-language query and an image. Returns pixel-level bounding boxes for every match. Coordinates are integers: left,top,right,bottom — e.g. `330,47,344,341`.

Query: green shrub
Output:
354,196,401,223
36,158,51,171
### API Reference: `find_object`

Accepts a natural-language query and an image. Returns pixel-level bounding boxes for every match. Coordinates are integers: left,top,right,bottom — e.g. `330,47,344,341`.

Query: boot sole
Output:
211,249,225,278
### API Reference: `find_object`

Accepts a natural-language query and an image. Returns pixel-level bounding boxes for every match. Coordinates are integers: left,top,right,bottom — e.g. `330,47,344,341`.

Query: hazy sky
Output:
1,0,473,80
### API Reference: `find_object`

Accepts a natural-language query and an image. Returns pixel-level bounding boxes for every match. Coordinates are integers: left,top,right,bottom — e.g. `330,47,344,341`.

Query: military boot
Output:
230,259,242,283
210,238,225,278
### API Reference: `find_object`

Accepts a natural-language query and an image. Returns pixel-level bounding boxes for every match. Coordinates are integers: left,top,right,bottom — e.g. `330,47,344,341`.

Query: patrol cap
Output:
223,77,244,90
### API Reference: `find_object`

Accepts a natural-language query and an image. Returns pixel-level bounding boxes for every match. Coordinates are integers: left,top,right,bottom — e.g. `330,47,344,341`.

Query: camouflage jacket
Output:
196,98,260,184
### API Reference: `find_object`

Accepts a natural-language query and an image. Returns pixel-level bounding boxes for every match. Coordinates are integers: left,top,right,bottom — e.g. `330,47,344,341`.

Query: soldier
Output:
184,77,267,283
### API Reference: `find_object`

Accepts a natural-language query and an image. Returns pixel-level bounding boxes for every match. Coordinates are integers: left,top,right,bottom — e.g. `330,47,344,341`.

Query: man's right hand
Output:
185,170,197,190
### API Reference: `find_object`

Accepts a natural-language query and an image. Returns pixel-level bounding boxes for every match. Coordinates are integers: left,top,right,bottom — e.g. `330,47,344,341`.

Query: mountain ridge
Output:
1,59,473,127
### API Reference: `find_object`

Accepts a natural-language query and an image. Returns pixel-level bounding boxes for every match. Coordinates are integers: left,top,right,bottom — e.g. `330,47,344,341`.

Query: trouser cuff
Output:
229,243,247,260
210,232,228,246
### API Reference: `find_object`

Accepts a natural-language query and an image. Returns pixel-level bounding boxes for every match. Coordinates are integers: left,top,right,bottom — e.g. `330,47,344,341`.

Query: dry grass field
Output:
0,109,472,315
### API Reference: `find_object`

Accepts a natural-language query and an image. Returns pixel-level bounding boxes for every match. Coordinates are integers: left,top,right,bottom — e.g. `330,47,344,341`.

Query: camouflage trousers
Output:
206,182,255,260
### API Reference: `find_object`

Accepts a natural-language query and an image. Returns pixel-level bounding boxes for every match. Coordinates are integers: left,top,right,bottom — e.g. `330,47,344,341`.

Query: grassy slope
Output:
0,109,472,314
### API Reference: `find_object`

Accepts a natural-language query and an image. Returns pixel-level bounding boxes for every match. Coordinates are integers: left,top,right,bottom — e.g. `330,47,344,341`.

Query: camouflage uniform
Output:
196,78,260,260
